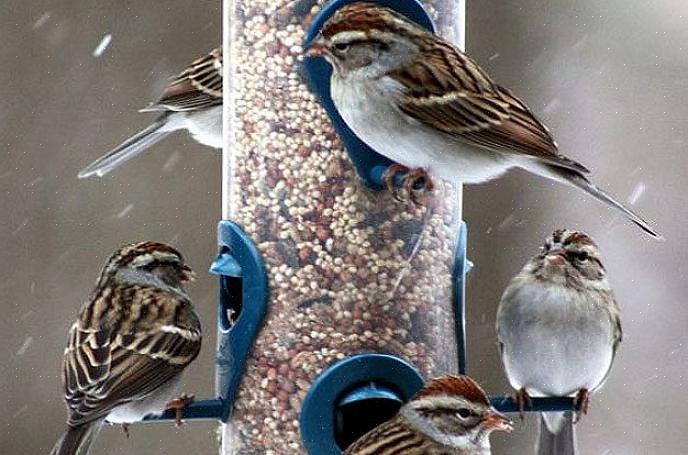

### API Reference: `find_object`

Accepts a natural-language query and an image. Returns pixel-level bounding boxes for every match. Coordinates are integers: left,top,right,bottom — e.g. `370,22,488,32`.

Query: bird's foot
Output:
165,393,195,426
574,389,590,423
382,163,410,202
121,423,130,439
402,168,435,206
515,388,533,421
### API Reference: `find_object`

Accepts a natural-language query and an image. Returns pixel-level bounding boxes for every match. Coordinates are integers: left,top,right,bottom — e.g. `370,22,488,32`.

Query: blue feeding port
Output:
301,354,425,455
300,355,575,454
303,0,436,190
336,384,404,450
144,220,269,423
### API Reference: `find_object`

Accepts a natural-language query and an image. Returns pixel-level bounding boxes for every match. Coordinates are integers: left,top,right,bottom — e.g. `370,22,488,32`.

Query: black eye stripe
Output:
333,38,388,50
570,251,589,260
416,406,479,417
140,259,180,270
570,254,604,270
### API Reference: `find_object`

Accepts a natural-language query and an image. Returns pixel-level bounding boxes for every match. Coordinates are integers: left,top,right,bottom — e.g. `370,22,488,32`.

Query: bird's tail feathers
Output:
50,421,103,455
537,412,576,455
77,115,176,179
521,159,663,240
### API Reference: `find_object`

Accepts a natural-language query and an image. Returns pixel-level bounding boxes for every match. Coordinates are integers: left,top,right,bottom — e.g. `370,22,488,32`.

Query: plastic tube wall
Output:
222,1,463,453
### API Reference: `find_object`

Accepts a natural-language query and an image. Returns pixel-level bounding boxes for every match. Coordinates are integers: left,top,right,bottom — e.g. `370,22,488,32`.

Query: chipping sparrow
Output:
307,3,661,239
78,48,222,178
51,241,202,455
496,229,622,455
344,375,513,455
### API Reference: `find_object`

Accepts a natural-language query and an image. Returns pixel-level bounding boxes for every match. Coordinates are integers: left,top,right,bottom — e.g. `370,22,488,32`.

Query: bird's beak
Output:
306,36,328,58
484,408,513,433
181,264,196,283
545,248,567,265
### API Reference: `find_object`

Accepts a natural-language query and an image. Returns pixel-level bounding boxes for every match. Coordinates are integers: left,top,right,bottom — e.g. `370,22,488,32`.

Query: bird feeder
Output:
217,1,466,453
145,0,575,453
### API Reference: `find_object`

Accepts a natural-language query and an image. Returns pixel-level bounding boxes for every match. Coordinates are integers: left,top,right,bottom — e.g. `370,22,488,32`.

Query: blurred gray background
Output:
1,0,686,454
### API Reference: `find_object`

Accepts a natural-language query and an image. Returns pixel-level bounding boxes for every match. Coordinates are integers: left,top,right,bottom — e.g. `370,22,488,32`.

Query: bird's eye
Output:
333,42,350,52
575,251,589,262
457,408,472,419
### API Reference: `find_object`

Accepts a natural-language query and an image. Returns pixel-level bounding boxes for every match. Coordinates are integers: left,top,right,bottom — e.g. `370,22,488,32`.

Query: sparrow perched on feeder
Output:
306,3,661,239
496,229,622,455
51,242,202,455
344,375,512,455
78,48,222,178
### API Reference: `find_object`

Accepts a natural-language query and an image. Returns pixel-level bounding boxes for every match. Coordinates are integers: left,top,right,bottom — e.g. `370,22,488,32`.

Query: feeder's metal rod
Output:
141,399,225,423
455,223,468,375
491,396,577,414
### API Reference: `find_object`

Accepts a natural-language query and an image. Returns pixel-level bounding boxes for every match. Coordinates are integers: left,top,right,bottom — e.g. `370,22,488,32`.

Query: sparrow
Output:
306,3,661,239
496,229,622,455
51,241,202,455
78,48,222,178
344,375,513,455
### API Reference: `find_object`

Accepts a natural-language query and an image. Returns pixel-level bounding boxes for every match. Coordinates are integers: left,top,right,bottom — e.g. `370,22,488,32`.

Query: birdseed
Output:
223,1,463,452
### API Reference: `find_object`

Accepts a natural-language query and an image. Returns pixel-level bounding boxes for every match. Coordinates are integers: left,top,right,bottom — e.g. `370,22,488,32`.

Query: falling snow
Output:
116,203,135,219
12,219,29,236
543,98,562,115
92,34,112,57
163,151,182,172
27,177,43,186
12,406,28,419
32,12,51,30
628,182,646,205
497,214,516,232
16,337,33,356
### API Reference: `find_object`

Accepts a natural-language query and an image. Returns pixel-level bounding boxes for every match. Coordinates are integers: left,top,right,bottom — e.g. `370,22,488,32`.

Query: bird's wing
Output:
142,48,222,112
596,298,623,390
63,288,202,426
343,416,432,454
387,40,589,174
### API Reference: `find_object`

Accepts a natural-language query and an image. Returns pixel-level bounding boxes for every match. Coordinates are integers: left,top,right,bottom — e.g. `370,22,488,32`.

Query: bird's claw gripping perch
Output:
382,164,435,205
574,389,590,423
515,388,533,421
403,168,434,205
165,393,195,426
382,163,410,202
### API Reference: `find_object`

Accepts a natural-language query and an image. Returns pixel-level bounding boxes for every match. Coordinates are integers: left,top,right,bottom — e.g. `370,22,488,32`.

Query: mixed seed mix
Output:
223,1,462,452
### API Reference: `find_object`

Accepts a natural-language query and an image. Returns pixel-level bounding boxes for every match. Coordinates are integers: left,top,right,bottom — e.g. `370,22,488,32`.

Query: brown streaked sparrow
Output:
496,230,622,455
344,375,513,455
51,241,202,455
307,3,661,239
78,48,222,178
